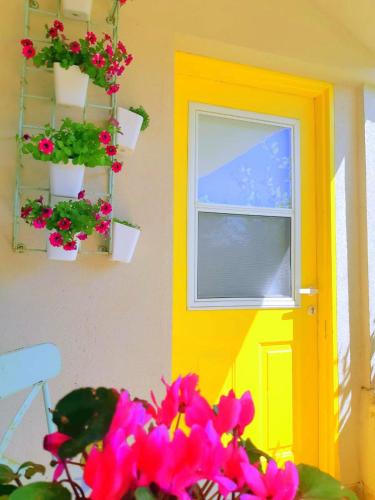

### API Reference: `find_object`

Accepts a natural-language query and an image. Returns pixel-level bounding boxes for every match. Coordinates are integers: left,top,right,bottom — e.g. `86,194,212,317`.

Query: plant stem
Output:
62,462,84,499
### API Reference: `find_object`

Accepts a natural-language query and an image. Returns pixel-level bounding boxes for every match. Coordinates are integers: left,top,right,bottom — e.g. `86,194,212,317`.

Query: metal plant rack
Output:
13,0,120,255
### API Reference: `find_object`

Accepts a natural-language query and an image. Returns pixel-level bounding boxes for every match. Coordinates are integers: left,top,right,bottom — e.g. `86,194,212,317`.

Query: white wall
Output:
0,0,372,489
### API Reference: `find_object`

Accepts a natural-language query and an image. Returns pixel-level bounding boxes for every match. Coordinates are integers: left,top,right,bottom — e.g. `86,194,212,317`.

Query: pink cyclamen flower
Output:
49,232,63,247
70,41,81,53
78,189,85,200
33,218,46,229
107,84,120,95
53,20,64,31
22,45,35,59
99,130,111,145
214,389,255,436
100,202,112,215
117,41,127,54
92,53,105,68
125,53,133,66
57,218,72,231
43,432,71,481
95,220,111,234
20,38,33,46
38,138,54,155
86,31,97,44
41,207,53,219
48,27,59,39
77,232,88,241
106,145,117,156
241,460,299,500
111,161,122,173
63,240,77,251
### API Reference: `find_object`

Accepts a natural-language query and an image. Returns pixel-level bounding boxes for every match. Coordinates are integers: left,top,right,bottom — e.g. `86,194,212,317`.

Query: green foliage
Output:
19,118,119,168
53,387,119,458
17,463,45,480
113,217,141,230
129,106,150,131
241,438,272,465
8,482,71,500
0,466,17,485
32,24,132,92
0,484,17,497
297,464,357,499
134,487,156,500
21,197,111,246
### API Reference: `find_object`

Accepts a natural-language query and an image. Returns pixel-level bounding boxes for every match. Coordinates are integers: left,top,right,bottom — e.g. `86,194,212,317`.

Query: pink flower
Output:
95,220,111,234
221,442,249,491
92,53,105,68
21,206,32,218
69,41,81,53
38,138,54,155
77,232,88,241
107,84,120,95
106,145,117,156
117,65,125,76
100,201,112,215
185,392,214,428
53,20,64,31
48,27,59,39
103,33,112,42
41,207,53,219
117,41,127,54
43,432,71,481
63,240,77,251
49,232,63,247
57,217,71,230
105,44,114,58
241,460,299,500
99,130,111,145
108,117,120,128
20,38,33,46
78,190,85,199
111,161,122,173
108,391,151,439
119,0,127,5
214,390,255,436
125,53,133,66
33,218,46,229
86,31,97,44
22,45,35,59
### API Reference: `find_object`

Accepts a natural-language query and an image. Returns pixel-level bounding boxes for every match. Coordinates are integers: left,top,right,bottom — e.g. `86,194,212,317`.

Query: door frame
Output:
173,51,338,477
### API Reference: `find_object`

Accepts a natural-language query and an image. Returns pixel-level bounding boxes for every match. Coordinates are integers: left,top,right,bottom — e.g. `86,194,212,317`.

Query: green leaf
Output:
9,482,71,500
24,464,45,480
53,387,119,458
0,484,17,496
297,464,358,499
134,487,156,500
0,466,17,485
241,438,272,465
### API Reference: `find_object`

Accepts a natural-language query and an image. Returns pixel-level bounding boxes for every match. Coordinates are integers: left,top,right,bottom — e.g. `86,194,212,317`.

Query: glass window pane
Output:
197,212,291,299
197,113,292,208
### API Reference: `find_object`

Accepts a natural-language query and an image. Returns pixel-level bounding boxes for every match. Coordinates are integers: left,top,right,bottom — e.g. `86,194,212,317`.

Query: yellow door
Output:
173,53,337,474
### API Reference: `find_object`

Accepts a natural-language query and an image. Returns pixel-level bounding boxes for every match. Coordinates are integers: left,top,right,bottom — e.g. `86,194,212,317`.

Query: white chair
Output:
0,343,61,467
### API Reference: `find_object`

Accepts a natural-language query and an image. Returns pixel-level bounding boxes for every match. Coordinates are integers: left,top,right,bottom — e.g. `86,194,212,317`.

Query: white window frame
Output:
187,103,301,310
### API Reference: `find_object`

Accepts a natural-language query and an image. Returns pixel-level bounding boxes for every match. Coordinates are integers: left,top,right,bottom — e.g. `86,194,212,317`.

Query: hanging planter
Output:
53,63,89,108
111,218,141,263
21,21,133,99
20,196,112,261
62,0,93,21
49,160,85,198
116,107,145,155
19,118,124,198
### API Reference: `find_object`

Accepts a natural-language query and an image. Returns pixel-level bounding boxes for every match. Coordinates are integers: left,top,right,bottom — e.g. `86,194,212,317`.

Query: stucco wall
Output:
0,0,371,490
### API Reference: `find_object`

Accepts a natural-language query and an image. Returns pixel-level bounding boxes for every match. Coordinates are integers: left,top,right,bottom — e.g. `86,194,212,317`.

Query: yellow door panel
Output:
173,53,337,473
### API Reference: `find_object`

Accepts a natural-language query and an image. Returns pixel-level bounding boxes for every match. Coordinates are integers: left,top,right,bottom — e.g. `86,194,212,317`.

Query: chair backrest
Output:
0,343,61,466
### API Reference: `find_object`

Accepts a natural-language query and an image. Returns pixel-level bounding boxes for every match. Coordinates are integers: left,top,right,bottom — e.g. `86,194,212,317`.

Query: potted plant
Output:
20,21,133,107
0,374,357,499
20,194,112,261
111,217,141,263
19,118,123,197
116,105,150,154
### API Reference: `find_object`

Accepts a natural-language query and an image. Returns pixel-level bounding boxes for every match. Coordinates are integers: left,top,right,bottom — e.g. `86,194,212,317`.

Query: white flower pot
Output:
49,161,85,198
54,63,89,108
47,235,80,262
111,222,141,263
117,108,144,155
62,0,93,21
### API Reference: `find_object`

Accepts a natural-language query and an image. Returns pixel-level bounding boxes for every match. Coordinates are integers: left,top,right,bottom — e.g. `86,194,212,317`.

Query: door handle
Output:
299,287,319,295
